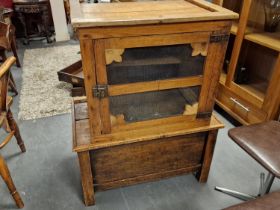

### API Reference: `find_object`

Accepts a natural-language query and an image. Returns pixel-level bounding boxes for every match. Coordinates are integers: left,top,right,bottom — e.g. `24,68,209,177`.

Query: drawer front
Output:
57,60,84,86
216,85,267,124
91,133,206,187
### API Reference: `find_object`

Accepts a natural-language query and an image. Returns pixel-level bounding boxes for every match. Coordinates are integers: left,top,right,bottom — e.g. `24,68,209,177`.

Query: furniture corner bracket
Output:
93,84,108,99
196,112,212,118
210,34,230,43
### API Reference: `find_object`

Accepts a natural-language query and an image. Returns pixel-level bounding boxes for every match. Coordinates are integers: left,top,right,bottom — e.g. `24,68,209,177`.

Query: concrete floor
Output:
0,39,279,210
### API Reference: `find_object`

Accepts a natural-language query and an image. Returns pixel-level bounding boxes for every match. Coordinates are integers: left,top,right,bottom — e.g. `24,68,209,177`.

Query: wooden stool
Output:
0,57,26,208
215,121,280,201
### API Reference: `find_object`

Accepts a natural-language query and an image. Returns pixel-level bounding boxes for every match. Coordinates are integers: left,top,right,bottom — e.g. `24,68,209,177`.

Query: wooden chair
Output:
0,8,21,95
0,155,24,208
0,57,25,208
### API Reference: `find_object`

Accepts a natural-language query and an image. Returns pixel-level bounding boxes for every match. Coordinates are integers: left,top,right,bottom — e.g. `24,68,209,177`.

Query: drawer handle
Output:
230,97,250,112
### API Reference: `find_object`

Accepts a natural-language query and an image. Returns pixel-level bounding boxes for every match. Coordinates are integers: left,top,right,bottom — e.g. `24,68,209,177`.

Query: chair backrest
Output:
0,21,11,49
0,57,15,113
0,7,4,22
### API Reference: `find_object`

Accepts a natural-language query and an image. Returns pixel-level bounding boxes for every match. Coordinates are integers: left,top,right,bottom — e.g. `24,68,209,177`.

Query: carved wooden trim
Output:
110,114,126,126
105,49,125,65
191,43,208,56
183,103,198,115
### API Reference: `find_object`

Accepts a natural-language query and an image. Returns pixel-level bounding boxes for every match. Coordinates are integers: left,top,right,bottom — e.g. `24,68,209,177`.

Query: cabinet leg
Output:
78,151,95,206
42,9,52,43
0,155,24,208
17,13,29,45
196,130,218,182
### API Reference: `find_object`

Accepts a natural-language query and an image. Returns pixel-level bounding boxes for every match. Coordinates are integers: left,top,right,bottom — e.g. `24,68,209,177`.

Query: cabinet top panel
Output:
70,0,238,28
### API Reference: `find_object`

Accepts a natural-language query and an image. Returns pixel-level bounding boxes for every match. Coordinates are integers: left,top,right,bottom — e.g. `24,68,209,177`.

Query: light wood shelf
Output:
236,81,266,101
230,22,280,52
230,22,257,35
220,72,266,102
245,32,280,52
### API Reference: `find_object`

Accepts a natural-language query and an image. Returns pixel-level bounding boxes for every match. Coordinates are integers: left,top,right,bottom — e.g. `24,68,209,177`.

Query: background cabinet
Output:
214,0,280,124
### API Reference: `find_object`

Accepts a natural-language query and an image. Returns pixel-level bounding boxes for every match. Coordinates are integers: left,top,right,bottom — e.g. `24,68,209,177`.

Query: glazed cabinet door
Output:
93,32,228,134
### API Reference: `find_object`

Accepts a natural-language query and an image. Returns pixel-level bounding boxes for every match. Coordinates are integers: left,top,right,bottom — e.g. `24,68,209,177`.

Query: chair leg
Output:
259,172,275,196
0,49,7,62
11,36,21,68
7,109,26,153
9,73,18,96
215,172,275,201
215,186,256,201
0,155,24,208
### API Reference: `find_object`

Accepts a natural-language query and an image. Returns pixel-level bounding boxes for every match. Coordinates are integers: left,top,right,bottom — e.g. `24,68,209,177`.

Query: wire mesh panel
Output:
106,44,205,85
109,86,200,124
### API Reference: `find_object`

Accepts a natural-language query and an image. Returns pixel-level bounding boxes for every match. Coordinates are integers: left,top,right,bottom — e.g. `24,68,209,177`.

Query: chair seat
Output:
224,191,280,210
229,121,280,178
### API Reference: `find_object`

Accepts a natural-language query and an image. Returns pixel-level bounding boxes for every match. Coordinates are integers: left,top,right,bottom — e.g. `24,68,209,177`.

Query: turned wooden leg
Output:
0,51,18,95
196,129,218,182
78,151,95,206
0,49,7,62
17,13,29,45
9,73,18,96
11,36,21,68
7,110,25,153
42,9,52,43
0,155,24,208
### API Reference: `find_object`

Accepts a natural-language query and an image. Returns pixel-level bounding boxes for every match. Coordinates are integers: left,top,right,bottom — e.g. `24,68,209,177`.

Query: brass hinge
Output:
210,34,230,43
93,84,108,99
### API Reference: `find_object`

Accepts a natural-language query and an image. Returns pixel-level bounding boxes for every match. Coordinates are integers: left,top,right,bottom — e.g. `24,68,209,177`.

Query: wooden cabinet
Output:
70,0,237,205
13,0,53,44
214,0,280,124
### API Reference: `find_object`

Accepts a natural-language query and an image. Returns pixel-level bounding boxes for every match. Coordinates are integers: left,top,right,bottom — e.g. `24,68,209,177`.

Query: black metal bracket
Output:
196,112,212,119
93,84,108,98
210,34,230,43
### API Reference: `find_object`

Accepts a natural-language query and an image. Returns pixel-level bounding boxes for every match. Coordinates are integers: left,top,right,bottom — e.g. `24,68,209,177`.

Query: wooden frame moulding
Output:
108,76,203,96
79,39,101,140
225,0,252,86
197,30,230,118
93,29,231,134
262,54,280,120
73,114,223,152
77,21,232,40
94,40,111,134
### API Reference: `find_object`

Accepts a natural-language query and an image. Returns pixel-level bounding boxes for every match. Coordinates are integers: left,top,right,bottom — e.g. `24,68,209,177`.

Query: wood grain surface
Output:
70,0,238,28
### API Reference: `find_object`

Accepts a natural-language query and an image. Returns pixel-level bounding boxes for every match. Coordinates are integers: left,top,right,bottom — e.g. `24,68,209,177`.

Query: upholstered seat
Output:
229,121,280,178
224,191,280,210
215,121,280,202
